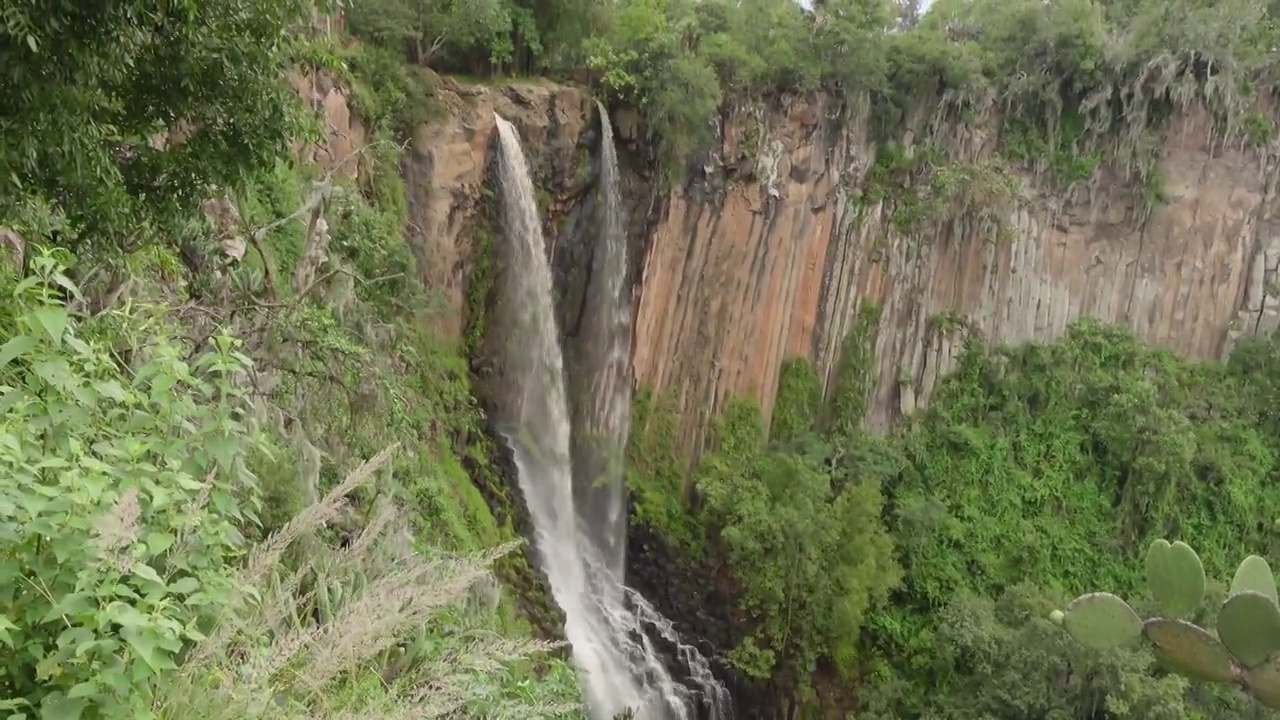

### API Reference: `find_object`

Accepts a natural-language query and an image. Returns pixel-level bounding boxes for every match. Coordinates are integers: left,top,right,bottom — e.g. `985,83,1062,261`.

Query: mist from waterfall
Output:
491,113,711,719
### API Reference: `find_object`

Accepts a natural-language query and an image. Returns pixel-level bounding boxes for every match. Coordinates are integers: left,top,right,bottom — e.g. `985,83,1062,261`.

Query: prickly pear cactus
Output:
1054,539,1280,709
1061,592,1142,649
1145,539,1205,618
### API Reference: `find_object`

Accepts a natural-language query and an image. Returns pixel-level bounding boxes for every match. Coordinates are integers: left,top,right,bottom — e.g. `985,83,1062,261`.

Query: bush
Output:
0,256,263,719
0,256,582,720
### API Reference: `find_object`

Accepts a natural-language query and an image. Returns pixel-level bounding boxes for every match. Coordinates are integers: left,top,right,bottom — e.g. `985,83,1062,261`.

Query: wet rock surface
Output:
626,523,782,720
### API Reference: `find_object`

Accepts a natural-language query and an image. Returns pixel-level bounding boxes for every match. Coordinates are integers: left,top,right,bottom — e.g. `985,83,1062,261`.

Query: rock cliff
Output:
391,79,1280,463
634,95,1280,462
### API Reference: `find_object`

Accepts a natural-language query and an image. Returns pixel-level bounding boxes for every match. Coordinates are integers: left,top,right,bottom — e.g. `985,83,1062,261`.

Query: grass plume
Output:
157,445,579,720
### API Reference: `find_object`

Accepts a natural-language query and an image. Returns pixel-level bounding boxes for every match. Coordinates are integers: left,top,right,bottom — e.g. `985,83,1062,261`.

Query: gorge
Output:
10,1,1280,719
402,75,1280,715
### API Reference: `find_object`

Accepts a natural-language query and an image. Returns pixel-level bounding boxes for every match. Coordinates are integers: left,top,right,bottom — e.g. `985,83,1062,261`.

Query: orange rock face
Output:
633,98,1280,460
348,78,1280,465
400,80,592,337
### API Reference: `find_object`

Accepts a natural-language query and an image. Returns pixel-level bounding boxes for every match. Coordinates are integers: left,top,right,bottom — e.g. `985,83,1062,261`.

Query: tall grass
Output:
154,445,581,719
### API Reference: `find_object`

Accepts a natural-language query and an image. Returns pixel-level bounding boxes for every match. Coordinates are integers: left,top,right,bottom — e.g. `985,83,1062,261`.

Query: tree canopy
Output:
1,0,310,253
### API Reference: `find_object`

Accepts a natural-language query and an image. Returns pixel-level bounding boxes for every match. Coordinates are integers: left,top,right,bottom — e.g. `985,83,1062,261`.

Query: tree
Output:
696,401,900,683
0,0,310,255
894,0,922,28
346,0,516,67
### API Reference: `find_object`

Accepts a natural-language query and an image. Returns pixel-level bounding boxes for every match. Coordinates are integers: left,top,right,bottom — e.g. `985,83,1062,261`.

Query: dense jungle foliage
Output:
6,0,1280,718
630,318,1280,717
1,1,584,719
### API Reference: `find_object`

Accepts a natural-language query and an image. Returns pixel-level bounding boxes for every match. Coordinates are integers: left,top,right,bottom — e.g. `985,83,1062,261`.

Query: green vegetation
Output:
629,318,1280,716
0,261,580,719
350,0,1276,193
1,0,311,253
695,392,901,686
0,1,580,718
9,0,1280,717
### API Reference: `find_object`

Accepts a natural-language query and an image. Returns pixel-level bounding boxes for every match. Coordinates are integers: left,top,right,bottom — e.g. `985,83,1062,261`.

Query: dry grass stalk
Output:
187,444,399,668
91,486,141,572
239,443,400,586
158,445,578,720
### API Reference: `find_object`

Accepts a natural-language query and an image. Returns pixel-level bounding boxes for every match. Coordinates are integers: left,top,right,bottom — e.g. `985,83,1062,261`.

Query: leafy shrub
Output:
0,256,583,720
695,399,901,682
0,256,263,719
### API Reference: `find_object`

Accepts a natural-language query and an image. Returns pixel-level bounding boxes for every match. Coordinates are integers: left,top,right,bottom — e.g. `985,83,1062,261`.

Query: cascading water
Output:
489,113,731,720
568,100,632,581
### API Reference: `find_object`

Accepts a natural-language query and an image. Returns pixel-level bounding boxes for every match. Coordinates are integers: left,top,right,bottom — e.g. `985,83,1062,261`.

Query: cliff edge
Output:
381,76,1280,464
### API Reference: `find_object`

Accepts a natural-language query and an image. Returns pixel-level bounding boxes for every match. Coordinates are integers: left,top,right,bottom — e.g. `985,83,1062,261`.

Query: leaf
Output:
144,531,174,554
131,563,164,586
168,577,199,595
66,681,97,700
31,359,74,390
1232,555,1278,604
1062,592,1143,650
0,336,35,368
1218,591,1280,667
47,272,83,302
0,616,17,647
25,35,37,53
92,380,127,402
103,602,149,629
1145,539,1205,618
121,625,176,673
54,627,94,651
43,592,95,623
38,693,87,720
205,433,240,470
1144,618,1238,683
29,307,69,345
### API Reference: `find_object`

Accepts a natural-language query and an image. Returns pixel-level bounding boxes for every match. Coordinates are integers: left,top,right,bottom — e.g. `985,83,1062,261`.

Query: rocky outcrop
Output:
288,69,366,180
632,94,1280,463
399,79,596,338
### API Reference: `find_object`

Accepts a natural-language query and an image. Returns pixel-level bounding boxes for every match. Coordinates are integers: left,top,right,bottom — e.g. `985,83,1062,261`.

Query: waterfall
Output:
570,100,633,580
490,113,731,720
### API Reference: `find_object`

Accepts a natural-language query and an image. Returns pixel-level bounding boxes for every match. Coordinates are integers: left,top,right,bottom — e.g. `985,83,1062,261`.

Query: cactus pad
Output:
1143,618,1238,683
1231,555,1278,604
1244,653,1280,710
1144,539,1205,618
1062,592,1142,650
1217,591,1280,668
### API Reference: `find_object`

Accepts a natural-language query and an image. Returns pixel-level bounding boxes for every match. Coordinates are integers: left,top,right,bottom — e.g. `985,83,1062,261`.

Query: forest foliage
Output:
345,0,1280,183
629,318,1280,717
1,1,583,718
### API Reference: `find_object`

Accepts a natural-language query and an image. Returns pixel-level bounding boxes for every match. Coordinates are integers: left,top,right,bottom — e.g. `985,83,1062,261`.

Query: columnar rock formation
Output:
633,97,1280,458
385,80,1280,461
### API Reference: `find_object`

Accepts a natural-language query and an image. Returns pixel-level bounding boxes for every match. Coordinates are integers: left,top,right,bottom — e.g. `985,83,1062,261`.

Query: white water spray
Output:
491,114,704,719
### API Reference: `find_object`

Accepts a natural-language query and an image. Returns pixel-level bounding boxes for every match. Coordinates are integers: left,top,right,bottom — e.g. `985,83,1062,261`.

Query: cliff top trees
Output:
343,0,1280,185
0,0,310,254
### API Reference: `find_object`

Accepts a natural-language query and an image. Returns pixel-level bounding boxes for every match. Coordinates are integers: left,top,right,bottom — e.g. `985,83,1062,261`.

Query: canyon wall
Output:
394,79,1280,464
631,94,1280,461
